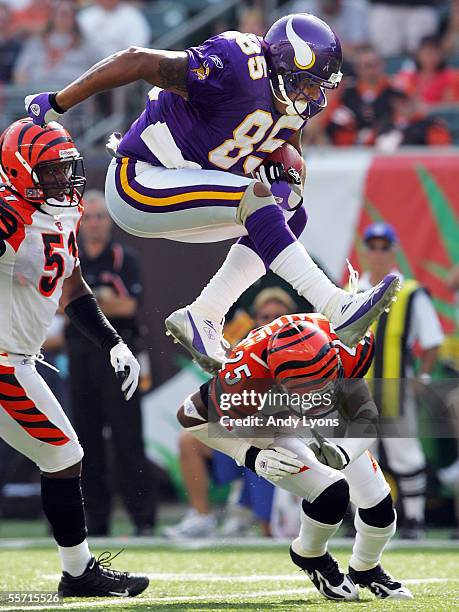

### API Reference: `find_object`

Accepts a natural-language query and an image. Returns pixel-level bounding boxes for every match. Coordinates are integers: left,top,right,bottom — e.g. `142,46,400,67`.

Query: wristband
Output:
49,92,66,114
244,446,261,472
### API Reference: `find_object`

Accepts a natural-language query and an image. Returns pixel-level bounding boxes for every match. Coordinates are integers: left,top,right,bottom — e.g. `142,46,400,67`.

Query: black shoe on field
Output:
349,564,413,600
290,547,358,601
58,551,149,598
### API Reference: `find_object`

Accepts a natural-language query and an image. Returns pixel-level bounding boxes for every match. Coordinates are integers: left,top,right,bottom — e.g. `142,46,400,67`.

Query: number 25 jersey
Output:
207,313,374,419
0,187,81,355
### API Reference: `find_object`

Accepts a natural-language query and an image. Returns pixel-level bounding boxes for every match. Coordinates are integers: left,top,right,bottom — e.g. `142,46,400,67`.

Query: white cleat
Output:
333,272,400,347
163,509,217,539
165,307,228,375
349,565,413,600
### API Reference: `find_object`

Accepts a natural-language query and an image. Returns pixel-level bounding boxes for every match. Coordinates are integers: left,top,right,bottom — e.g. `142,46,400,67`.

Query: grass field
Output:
0,539,458,611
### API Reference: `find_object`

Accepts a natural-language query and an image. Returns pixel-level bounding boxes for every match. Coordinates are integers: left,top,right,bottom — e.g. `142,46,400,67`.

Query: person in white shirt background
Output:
357,222,444,539
78,0,151,57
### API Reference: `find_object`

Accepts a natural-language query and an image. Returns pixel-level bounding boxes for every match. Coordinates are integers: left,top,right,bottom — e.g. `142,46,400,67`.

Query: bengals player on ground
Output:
0,118,148,598
176,314,412,602
207,312,374,423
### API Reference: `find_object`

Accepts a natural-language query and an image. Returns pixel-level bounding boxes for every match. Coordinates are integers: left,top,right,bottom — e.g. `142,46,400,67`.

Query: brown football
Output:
263,142,303,181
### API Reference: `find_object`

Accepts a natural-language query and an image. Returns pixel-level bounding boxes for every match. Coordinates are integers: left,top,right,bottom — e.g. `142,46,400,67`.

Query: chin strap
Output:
270,77,307,117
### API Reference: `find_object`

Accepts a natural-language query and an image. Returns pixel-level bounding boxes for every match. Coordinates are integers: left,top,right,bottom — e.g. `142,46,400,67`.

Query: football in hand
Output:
263,142,303,184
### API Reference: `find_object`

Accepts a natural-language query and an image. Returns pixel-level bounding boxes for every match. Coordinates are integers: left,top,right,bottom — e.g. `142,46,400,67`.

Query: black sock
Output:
41,475,87,547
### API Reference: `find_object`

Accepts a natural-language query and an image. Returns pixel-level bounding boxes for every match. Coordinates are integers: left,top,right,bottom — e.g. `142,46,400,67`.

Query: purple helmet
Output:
263,13,343,120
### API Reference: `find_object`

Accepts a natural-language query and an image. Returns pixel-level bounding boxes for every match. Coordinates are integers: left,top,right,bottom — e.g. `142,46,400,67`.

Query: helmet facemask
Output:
28,156,86,207
272,70,329,120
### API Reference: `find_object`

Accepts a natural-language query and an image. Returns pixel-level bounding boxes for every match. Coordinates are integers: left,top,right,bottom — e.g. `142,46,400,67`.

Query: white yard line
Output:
42,572,459,583
0,578,456,611
1,536,458,550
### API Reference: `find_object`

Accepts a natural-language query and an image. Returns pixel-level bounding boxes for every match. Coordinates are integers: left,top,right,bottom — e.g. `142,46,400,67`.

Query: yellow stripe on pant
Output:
119,158,244,207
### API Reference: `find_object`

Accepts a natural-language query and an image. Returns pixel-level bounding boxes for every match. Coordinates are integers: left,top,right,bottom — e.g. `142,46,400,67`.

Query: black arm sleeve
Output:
65,294,122,352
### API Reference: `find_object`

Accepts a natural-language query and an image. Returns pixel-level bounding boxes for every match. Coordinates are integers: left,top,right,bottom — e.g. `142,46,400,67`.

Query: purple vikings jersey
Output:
118,32,310,175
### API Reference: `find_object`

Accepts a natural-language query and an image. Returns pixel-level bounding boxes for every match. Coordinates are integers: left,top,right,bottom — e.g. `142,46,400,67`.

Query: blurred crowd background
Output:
1,0,459,145
1,0,459,543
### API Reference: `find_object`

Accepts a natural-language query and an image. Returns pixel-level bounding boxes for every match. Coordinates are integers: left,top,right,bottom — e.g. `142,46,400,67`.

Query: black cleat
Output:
58,551,149,598
290,547,358,601
349,564,413,600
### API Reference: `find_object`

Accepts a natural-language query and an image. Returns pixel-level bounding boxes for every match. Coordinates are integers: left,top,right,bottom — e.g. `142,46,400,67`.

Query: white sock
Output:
270,242,343,317
349,510,396,571
191,243,266,320
292,511,341,558
58,540,92,577
403,496,425,522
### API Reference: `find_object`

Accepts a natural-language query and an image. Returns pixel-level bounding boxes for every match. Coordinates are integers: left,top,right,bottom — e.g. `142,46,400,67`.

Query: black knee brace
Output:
41,475,87,547
302,479,350,525
358,493,395,528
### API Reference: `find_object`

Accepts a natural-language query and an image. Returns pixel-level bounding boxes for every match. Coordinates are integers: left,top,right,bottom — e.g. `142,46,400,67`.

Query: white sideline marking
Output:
0,578,456,611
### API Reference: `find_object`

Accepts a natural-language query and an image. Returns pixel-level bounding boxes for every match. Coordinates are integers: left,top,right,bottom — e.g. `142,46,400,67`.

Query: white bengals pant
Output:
257,435,390,509
0,353,83,473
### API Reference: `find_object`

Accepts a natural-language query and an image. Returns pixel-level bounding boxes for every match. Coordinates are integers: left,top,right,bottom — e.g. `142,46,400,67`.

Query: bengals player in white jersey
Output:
177,314,412,602
0,118,148,597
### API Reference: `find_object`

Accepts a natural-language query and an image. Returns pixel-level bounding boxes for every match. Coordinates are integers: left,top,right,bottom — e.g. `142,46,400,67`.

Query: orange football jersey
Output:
207,313,374,420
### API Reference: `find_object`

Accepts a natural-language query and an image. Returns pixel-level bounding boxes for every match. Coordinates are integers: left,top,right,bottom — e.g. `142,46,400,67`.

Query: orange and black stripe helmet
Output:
0,118,85,207
267,320,340,394
339,329,375,378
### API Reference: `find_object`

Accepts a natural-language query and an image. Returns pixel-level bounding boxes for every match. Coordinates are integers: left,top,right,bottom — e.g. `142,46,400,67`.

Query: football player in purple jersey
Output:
25,13,399,374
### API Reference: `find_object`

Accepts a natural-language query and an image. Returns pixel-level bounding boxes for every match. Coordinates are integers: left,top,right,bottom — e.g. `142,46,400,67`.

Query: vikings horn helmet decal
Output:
286,17,316,70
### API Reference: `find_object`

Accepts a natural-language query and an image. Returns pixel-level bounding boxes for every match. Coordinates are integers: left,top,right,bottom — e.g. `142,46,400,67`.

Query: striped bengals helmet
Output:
0,118,85,207
339,329,375,378
267,320,340,394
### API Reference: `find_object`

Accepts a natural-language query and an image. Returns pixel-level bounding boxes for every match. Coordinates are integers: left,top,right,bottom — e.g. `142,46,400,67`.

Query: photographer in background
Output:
66,190,156,536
